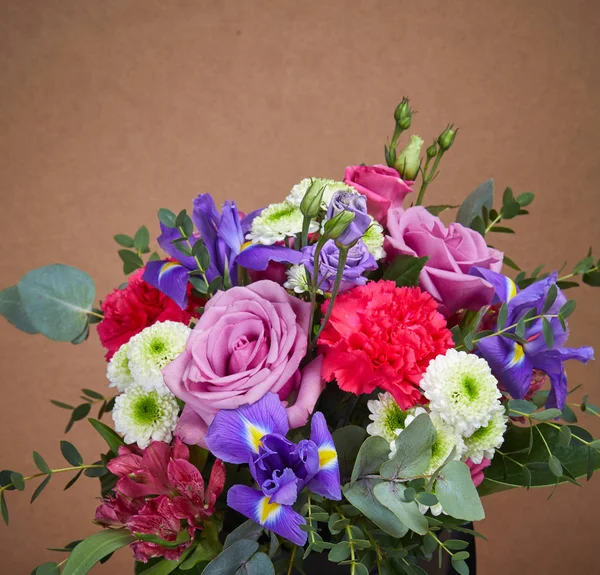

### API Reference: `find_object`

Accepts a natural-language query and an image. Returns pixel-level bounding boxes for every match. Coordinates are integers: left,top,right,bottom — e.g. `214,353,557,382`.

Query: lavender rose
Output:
163,280,324,447
385,206,504,315
326,190,371,245
344,164,413,226
301,239,377,293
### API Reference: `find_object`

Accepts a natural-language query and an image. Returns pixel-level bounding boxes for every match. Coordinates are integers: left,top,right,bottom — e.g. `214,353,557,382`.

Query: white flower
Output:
127,321,191,390
362,218,386,260
106,343,134,392
418,502,444,516
421,349,503,437
112,385,179,449
283,264,318,295
286,178,352,210
246,201,319,245
463,410,508,463
367,392,415,443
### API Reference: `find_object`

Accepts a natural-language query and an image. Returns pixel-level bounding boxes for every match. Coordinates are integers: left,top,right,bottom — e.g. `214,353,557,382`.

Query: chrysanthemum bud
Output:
323,210,355,241
394,98,412,130
300,179,325,219
394,135,423,180
437,125,457,152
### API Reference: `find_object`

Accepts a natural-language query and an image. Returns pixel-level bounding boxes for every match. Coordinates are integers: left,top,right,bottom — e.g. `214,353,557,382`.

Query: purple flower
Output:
470,267,594,409
143,194,261,309
205,393,341,546
301,239,377,293
326,190,372,245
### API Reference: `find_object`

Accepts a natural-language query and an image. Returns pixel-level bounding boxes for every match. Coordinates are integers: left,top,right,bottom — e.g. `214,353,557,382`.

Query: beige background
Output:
1,1,599,573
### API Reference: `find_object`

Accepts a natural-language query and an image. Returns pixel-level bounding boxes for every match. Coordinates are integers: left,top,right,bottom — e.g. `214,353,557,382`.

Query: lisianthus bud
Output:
300,179,325,219
426,142,438,159
437,125,457,151
394,135,423,180
394,98,412,130
323,210,355,241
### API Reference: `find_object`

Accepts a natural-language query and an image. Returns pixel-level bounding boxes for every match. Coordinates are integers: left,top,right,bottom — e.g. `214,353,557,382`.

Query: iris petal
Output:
469,266,517,304
306,412,341,500
142,260,190,310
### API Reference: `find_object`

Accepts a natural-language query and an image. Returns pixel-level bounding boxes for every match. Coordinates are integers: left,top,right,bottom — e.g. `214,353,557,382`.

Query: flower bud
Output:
437,125,457,152
426,142,438,159
394,98,412,130
323,210,355,241
300,179,325,219
394,135,423,181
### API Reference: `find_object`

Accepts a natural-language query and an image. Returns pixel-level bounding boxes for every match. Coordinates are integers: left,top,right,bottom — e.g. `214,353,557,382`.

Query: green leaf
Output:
435,461,485,521
17,265,96,342
10,472,25,491
63,469,83,491
60,441,83,466
456,179,494,227
532,408,562,421
490,226,514,234
503,256,520,271
33,451,51,474
445,540,470,551
134,226,150,253
31,474,52,503
500,201,521,219
180,534,222,569
237,552,274,575
35,563,60,575
113,234,135,248
516,192,534,206
497,303,508,330
62,529,135,575
582,270,600,286
51,400,74,410
333,425,367,482
561,405,578,424
425,204,459,216
70,323,90,344
119,250,144,274
502,186,514,205
556,281,579,290
88,418,125,455
202,540,259,575
66,403,92,432
507,399,537,417
82,388,104,400
468,215,485,236
549,455,563,477
382,255,429,288
0,285,39,334
342,479,408,538
351,436,390,483
192,241,211,272
451,558,470,575
559,300,576,319
134,530,190,548
158,208,177,228
542,317,554,349
415,492,438,506
542,283,558,314
1,492,8,525
373,481,428,535
148,252,161,262
380,414,436,480
328,541,351,562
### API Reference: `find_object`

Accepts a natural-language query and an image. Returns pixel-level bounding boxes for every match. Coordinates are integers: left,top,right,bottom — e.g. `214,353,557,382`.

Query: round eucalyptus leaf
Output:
17,265,95,341
0,285,38,334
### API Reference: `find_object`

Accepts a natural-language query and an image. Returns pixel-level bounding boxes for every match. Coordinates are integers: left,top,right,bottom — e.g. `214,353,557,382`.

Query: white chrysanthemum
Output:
283,264,320,295
390,410,465,475
112,385,179,449
421,349,503,436
463,410,507,463
285,178,353,210
367,392,416,443
362,218,386,260
127,321,191,390
418,502,444,516
106,343,134,392
246,201,319,245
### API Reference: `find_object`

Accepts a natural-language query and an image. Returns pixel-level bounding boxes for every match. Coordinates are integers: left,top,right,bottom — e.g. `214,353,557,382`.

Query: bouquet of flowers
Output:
2,99,599,575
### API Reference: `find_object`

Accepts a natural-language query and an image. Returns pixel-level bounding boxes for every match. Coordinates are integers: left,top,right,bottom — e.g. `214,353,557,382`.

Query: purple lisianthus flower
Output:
205,393,341,546
301,239,377,293
470,267,594,409
326,190,372,245
143,194,261,309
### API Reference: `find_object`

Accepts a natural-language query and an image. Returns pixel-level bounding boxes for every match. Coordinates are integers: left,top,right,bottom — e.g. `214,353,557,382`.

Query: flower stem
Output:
0,464,104,494
287,545,297,575
415,150,445,206
306,237,327,349
485,214,503,234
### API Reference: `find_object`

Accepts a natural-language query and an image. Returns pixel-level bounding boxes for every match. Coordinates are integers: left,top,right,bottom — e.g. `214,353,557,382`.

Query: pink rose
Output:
344,164,413,225
466,458,491,487
163,280,324,447
385,206,504,315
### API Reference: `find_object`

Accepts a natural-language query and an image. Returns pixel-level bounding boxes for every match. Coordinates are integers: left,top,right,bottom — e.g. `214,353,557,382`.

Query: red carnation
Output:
97,268,201,360
318,280,454,409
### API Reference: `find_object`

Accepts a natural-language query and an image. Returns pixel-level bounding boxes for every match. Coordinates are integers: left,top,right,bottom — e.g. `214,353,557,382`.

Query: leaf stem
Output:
86,309,104,320
287,545,297,575
558,265,599,282
0,464,104,494
485,213,503,234
429,531,454,557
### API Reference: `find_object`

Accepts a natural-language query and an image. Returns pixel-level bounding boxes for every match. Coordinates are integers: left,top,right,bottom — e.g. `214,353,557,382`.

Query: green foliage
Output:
382,255,429,287
60,441,83,466
88,418,125,455
456,179,494,228
332,425,367,482
373,482,428,534
0,285,39,334
202,540,259,575
425,205,459,216
434,461,484,521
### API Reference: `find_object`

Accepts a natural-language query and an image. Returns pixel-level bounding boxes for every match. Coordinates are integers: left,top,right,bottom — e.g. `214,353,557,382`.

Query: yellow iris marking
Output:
510,343,525,366
507,278,517,301
241,240,253,251
159,261,179,276
259,497,280,523
319,447,337,469
247,423,266,453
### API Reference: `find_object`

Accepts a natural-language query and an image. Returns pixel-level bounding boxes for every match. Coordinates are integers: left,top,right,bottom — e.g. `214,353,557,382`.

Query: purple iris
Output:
301,239,377,293
326,190,372,245
205,393,341,546
143,194,261,309
470,267,594,409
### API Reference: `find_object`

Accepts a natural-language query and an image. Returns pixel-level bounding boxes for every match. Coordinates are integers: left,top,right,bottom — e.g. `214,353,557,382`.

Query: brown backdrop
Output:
1,1,599,573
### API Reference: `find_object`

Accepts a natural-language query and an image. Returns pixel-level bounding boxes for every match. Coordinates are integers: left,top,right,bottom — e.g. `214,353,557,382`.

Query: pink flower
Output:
163,280,325,447
385,206,504,315
344,164,413,226
466,458,491,487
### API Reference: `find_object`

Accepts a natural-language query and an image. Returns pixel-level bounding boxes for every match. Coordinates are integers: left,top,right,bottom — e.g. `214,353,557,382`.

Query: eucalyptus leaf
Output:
60,441,83,466
382,255,429,287
236,552,274,575
223,521,263,549
435,461,484,521
351,436,390,483
333,426,367,482
202,540,259,575
373,481,428,535
17,265,95,341
88,418,125,455
0,285,39,334
456,179,494,227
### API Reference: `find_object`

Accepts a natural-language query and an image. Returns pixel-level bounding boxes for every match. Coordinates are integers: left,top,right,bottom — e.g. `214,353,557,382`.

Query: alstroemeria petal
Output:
205,459,226,508
477,336,533,399
227,485,307,546
306,412,341,500
205,393,290,464
143,260,190,310
167,458,205,507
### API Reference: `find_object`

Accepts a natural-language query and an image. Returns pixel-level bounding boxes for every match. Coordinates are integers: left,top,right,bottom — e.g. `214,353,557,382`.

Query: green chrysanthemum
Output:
128,320,191,390
283,263,319,295
247,201,319,245
367,392,415,443
463,410,507,463
112,385,179,448
106,343,134,392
